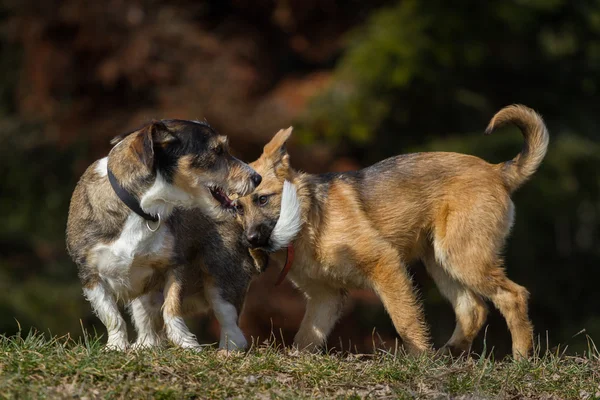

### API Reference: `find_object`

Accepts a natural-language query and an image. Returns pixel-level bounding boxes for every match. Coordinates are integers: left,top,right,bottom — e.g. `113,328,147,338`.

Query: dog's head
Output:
234,127,302,252
109,120,261,215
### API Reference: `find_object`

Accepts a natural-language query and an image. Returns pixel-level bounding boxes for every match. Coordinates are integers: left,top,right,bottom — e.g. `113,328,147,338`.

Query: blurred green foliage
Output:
0,119,90,336
0,8,90,335
299,0,600,154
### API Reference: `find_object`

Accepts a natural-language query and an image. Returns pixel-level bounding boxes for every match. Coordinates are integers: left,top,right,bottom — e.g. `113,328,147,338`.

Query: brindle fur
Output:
238,105,549,360
67,119,262,351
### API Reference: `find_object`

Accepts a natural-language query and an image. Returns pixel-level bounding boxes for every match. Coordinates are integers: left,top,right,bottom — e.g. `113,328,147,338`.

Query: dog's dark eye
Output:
257,195,269,206
214,146,224,156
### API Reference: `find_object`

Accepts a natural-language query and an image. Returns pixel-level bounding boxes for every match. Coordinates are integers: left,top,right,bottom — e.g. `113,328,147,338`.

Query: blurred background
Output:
1,0,599,357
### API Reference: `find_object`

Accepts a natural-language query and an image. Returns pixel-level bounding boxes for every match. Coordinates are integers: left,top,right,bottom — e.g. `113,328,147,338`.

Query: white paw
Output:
105,339,129,351
179,340,203,352
132,336,163,350
164,316,202,351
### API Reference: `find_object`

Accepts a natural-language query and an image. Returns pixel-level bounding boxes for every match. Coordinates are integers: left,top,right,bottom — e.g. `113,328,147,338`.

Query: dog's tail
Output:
485,104,549,193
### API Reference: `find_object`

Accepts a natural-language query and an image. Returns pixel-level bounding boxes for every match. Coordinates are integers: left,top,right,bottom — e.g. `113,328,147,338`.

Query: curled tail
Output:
485,104,549,192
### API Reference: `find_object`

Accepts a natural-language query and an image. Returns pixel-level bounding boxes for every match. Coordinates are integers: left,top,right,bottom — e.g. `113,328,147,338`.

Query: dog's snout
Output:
247,232,259,245
246,228,268,248
251,173,262,188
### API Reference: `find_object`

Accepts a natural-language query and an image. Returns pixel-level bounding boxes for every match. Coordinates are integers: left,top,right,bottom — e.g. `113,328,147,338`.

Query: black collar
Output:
107,168,159,222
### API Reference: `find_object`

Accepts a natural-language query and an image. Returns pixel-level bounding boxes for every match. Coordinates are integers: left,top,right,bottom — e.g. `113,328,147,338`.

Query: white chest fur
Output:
90,214,173,300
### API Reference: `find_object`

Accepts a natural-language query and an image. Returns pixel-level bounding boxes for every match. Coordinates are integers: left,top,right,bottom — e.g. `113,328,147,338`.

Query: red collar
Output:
274,244,295,285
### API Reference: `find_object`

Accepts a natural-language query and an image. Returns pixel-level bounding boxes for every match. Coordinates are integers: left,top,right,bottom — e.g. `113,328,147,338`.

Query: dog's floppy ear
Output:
129,121,176,169
263,127,293,170
110,131,134,146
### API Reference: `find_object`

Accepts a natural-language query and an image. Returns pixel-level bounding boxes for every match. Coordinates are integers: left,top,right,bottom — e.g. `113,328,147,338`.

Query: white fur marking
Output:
163,315,202,350
129,294,163,349
95,157,108,177
83,284,128,350
206,287,247,350
140,172,220,219
90,213,170,300
141,173,193,217
270,180,303,251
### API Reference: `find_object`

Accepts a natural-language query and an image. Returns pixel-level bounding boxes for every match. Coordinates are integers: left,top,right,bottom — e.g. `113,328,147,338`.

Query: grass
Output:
0,331,599,399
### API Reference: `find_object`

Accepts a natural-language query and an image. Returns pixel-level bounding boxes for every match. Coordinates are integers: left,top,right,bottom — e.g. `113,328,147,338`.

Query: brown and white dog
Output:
235,105,549,359
66,120,262,351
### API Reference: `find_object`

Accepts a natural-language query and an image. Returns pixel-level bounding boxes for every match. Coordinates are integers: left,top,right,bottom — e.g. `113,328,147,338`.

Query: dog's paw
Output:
105,340,129,352
176,339,203,352
291,341,322,354
218,328,248,352
132,336,163,350
218,335,248,352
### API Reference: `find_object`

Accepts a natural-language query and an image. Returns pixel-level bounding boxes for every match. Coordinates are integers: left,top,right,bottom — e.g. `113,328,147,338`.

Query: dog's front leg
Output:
293,284,346,352
163,269,202,351
370,253,431,356
129,292,165,349
205,285,248,351
83,281,128,350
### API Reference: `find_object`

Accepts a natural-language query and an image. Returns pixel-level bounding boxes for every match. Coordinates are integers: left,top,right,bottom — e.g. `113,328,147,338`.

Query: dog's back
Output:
67,158,129,286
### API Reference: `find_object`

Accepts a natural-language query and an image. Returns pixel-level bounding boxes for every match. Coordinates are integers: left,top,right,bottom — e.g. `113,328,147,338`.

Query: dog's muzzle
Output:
245,224,273,249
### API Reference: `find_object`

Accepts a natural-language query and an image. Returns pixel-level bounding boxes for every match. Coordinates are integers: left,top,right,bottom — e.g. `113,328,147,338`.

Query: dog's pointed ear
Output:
262,127,293,169
129,121,176,169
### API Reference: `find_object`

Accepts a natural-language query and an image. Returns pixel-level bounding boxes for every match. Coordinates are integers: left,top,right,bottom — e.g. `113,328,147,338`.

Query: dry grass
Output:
0,331,599,399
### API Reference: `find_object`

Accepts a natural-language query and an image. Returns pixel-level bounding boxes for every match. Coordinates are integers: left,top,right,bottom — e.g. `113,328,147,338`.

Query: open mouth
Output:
209,185,234,209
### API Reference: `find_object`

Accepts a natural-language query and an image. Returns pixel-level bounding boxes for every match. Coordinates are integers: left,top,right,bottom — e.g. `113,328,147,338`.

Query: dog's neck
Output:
269,172,321,250
269,179,304,250
139,172,197,219
297,172,326,225
107,150,199,221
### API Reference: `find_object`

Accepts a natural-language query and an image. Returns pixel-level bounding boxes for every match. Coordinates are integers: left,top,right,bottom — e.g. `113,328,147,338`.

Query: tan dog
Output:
235,105,548,359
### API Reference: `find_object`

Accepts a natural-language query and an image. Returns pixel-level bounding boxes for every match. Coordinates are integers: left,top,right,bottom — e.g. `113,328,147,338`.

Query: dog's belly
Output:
89,214,174,301
290,245,370,289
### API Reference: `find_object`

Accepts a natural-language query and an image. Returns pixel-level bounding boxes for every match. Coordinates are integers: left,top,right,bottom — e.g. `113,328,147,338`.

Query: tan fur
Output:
237,105,548,359
163,271,183,318
487,104,549,192
172,155,203,197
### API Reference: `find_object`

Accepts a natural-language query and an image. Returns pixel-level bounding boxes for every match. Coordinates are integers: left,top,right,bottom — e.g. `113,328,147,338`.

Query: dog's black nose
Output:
251,173,262,188
246,231,265,248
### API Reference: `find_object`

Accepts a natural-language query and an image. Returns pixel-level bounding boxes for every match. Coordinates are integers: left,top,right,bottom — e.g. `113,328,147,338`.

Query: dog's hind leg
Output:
163,269,202,351
293,284,346,352
83,281,128,350
205,284,248,351
444,259,532,360
434,201,533,359
129,292,164,349
422,251,488,356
